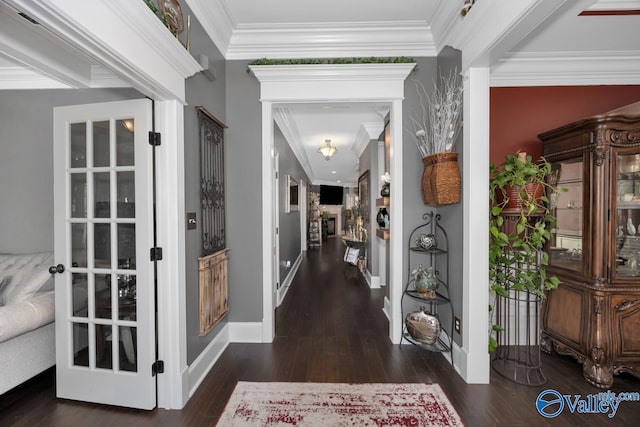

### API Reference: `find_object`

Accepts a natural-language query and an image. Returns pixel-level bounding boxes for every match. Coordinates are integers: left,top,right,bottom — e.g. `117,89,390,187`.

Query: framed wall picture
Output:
358,170,370,222
286,175,299,213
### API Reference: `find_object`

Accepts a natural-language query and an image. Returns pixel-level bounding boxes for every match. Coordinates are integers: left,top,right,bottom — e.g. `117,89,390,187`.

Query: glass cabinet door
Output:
615,153,640,278
549,158,584,272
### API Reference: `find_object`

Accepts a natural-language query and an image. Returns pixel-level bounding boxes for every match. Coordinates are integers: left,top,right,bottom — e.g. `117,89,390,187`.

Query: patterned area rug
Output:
216,382,464,426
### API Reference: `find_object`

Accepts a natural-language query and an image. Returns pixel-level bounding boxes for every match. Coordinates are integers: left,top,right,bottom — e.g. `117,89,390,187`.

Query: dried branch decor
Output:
409,70,463,157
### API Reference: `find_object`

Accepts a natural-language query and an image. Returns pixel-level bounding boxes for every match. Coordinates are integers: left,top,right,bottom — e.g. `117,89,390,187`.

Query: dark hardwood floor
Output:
1,237,639,426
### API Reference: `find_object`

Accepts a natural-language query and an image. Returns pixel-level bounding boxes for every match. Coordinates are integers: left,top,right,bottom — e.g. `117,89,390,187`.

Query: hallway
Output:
1,237,639,426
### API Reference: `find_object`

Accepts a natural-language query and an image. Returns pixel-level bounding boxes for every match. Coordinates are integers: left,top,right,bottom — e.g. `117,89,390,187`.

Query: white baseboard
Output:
364,269,381,289
229,322,264,343
382,296,390,320
277,252,303,306
187,324,230,399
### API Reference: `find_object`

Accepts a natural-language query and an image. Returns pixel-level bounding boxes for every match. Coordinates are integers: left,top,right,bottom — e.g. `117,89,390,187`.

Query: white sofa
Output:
0,252,56,394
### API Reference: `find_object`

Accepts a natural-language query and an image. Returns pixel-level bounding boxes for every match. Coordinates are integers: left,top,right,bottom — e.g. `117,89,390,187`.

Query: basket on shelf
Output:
421,152,460,205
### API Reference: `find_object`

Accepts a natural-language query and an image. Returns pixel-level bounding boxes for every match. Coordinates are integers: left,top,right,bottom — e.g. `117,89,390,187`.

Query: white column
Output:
154,100,189,407
261,101,275,343
460,67,491,383
389,98,404,343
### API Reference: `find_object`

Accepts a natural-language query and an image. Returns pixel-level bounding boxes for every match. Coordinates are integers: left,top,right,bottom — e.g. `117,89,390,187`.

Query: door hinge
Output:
150,247,163,261
149,131,161,146
275,171,279,179
152,360,164,376
276,227,279,235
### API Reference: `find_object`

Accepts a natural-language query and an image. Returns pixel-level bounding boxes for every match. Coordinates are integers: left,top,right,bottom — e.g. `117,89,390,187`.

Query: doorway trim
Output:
250,63,415,343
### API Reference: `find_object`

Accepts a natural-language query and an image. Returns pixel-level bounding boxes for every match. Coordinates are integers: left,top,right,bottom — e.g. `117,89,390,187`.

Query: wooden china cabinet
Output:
539,102,640,388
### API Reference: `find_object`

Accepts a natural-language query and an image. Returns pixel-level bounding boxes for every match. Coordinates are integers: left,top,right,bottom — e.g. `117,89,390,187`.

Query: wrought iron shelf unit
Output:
400,211,455,363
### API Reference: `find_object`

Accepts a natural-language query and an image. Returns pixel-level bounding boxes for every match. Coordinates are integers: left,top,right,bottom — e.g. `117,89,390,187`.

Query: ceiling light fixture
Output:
318,139,337,160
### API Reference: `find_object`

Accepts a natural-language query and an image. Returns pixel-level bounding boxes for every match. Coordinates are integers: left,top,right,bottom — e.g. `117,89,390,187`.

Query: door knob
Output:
49,264,65,274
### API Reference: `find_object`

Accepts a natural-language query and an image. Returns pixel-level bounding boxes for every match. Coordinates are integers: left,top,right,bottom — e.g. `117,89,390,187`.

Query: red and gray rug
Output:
216,382,464,426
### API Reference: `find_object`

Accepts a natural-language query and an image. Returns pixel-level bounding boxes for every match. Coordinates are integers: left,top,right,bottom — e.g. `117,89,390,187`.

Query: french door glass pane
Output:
72,273,88,318
117,273,136,321
70,122,86,168
70,173,87,218
73,322,89,367
117,172,135,217
93,121,110,167
96,324,113,370
94,223,111,268
71,223,87,268
118,224,136,270
119,326,137,372
94,172,111,218
116,119,135,166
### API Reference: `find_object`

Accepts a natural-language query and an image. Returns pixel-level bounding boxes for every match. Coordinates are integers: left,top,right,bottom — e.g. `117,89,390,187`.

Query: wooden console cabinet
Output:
539,102,640,388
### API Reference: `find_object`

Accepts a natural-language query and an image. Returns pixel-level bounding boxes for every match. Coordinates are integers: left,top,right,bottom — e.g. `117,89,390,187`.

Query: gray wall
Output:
435,47,463,346
0,88,141,254
359,140,372,270
401,56,439,287
225,60,263,322
400,53,463,347
183,7,227,364
274,124,310,283
359,138,381,277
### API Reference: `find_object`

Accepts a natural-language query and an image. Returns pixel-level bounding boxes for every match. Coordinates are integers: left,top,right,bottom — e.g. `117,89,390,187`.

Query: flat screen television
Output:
320,185,343,205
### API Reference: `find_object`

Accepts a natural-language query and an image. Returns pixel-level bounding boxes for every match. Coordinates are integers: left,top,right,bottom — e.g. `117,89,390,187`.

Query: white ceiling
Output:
1,0,639,186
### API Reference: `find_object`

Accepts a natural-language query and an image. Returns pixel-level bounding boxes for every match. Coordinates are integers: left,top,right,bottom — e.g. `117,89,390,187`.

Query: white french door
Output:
53,99,156,409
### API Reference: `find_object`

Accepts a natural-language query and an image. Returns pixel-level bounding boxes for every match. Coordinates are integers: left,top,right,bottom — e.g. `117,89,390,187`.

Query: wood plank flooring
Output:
1,237,639,426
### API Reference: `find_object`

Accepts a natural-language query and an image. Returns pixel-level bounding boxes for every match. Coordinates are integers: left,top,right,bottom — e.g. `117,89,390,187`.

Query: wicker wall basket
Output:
422,152,461,205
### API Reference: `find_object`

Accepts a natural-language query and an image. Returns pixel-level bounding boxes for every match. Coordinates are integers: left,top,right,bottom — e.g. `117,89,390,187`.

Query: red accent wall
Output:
490,86,640,166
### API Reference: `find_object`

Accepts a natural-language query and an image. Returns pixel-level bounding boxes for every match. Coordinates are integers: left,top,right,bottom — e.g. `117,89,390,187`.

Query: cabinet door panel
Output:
544,284,584,345
611,296,640,358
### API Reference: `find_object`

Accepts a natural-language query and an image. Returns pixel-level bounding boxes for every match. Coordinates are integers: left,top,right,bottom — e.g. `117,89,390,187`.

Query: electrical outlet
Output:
454,317,461,334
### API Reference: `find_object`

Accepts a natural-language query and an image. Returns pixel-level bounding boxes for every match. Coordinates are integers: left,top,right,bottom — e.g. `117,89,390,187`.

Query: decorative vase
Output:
422,152,460,205
416,233,438,250
413,265,438,298
380,183,390,197
376,207,389,229
405,306,441,345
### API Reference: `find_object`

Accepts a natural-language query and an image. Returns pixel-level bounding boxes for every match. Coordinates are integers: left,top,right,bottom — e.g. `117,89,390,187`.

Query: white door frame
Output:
251,63,414,343
273,151,281,301
300,179,308,251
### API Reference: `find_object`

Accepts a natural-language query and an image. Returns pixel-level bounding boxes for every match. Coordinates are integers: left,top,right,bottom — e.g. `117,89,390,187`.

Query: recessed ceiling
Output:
276,103,388,186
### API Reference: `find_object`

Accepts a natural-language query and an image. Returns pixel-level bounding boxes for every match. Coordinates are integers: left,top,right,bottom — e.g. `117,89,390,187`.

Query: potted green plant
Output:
488,151,561,352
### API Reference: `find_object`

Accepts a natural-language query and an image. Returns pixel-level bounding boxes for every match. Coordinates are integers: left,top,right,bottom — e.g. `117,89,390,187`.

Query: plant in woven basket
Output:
488,152,562,352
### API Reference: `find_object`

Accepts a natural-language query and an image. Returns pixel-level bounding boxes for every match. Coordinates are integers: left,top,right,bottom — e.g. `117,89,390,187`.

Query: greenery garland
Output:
144,0,171,33
247,57,417,72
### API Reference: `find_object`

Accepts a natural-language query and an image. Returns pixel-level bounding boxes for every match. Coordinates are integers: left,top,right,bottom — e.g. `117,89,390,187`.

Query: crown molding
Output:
352,122,384,159
90,65,130,88
184,0,235,57
490,50,640,86
273,107,316,183
587,0,640,10
250,63,416,103
5,0,201,102
227,21,436,60
431,0,464,54
0,66,69,89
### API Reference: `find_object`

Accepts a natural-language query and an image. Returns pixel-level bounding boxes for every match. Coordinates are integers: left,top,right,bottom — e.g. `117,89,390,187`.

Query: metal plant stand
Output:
491,251,546,386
